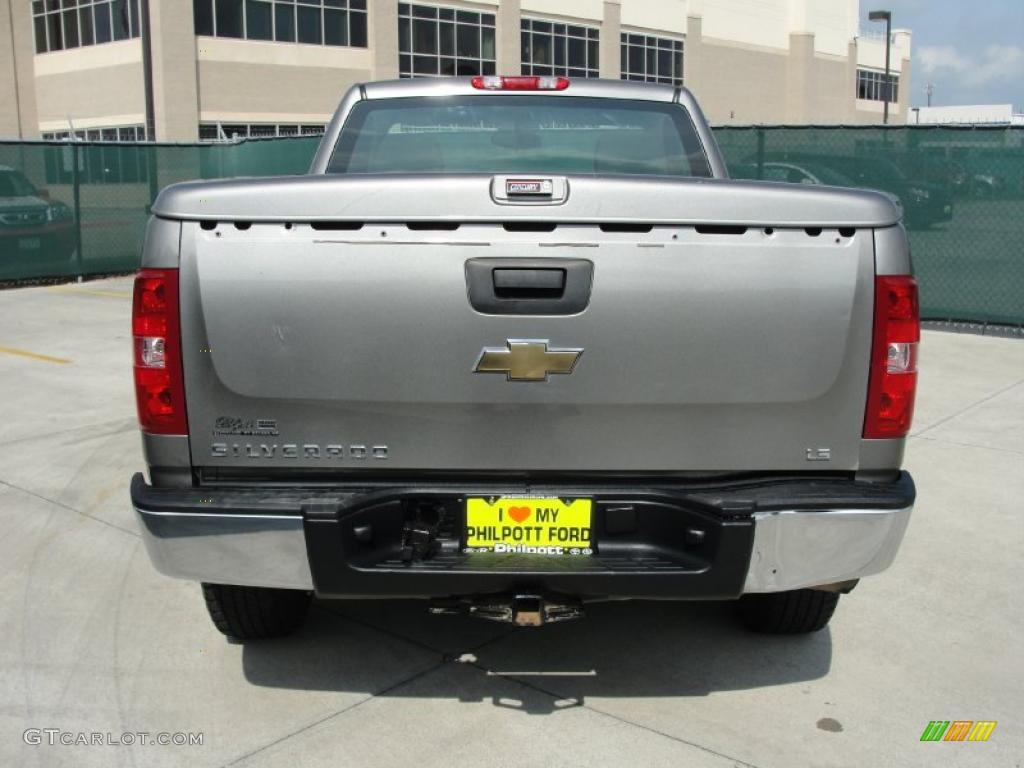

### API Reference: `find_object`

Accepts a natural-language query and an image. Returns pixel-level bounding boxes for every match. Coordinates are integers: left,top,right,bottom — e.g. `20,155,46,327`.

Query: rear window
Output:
327,96,712,178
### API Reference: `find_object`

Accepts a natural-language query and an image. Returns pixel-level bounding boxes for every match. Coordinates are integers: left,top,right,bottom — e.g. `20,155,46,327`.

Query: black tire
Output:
201,583,311,640
736,589,839,634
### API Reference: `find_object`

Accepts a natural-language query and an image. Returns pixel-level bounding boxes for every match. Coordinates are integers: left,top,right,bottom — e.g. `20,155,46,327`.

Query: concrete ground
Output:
0,276,1021,768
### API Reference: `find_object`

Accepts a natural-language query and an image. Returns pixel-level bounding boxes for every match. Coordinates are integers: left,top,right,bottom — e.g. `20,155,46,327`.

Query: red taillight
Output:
132,268,188,435
471,75,570,91
864,275,919,439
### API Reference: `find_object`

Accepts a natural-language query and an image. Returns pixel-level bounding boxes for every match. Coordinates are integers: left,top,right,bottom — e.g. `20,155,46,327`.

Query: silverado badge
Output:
473,340,582,382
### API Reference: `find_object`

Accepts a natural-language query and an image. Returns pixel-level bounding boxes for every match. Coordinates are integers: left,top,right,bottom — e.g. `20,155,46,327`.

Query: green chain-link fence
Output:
717,126,1024,326
2,127,1022,324
0,137,320,283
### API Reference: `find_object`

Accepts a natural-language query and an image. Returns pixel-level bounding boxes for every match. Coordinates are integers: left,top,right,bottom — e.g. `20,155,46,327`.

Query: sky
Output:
858,0,1024,109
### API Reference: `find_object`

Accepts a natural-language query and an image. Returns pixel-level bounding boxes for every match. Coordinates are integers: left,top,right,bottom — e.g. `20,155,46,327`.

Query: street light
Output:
868,9,892,125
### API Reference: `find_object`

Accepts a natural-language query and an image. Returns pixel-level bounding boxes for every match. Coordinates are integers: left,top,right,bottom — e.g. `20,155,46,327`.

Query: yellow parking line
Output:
47,287,130,299
0,345,72,364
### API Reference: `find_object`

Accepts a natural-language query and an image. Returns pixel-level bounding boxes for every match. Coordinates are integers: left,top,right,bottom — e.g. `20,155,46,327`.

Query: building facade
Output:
910,104,1024,127
1,0,912,141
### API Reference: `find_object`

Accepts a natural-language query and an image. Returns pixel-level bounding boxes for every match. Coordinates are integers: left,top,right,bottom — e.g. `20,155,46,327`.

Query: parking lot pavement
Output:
1,276,1021,768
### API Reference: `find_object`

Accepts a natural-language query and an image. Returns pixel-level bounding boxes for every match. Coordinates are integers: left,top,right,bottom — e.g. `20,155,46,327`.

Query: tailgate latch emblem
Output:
505,178,553,196
474,340,582,382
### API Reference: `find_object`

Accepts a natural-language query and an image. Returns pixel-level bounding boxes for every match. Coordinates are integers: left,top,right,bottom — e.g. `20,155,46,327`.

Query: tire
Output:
736,589,839,634
201,583,311,640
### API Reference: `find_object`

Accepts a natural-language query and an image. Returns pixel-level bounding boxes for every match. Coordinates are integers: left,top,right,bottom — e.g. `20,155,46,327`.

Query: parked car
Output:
772,155,951,230
969,172,1005,198
730,160,905,221
130,77,917,640
0,166,76,269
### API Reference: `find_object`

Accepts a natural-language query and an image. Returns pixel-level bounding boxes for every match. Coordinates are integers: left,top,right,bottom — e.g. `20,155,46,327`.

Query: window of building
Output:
520,17,599,78
193,0,367,47
198,123,326,141
620,33,683,85
42,125,147,142
39,125,150,185
33,0,140,54
856,68,899,103
398,4,496,78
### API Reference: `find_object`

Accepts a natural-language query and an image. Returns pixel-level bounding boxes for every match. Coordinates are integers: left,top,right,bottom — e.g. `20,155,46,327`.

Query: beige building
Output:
0,0,912,141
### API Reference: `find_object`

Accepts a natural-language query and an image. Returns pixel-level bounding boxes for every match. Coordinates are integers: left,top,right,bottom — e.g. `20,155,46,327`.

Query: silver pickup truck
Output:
131,76,918,639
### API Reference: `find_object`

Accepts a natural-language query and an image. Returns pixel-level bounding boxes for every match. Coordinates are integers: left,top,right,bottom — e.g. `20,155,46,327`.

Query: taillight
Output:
864,275,919,438
471,75,570,91
132,268,188,435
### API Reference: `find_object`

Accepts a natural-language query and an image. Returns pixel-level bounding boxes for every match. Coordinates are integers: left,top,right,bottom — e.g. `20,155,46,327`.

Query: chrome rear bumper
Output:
742,505,913,592
131,473,913,596
136,507,313,590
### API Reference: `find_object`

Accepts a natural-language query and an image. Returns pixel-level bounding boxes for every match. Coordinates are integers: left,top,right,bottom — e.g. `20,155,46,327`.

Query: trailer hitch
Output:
429,594,584,627
400,503,447,562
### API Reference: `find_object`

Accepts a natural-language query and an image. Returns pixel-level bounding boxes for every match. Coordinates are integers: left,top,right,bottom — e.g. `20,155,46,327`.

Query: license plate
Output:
19,237,41,251
465,497,593,555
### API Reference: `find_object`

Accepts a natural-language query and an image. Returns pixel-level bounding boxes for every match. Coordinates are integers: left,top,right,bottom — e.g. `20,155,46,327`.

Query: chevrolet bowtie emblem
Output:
474,340,583,382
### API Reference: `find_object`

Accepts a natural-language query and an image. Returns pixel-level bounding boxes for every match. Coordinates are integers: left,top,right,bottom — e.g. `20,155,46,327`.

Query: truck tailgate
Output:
173,177,881,473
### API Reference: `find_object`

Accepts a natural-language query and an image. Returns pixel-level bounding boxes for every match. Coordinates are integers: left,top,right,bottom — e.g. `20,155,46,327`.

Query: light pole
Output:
868,10,892,124
141,0,155,142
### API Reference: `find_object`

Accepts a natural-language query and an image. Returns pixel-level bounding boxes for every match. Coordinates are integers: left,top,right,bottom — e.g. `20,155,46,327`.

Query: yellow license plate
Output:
465,497,593,555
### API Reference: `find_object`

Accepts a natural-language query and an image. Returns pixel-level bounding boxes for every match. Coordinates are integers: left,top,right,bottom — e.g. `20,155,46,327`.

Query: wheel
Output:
201,583,311,640
736,589,839,634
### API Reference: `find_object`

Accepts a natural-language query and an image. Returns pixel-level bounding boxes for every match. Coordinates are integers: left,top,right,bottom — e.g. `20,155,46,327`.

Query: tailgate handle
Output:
493,268,566,298
466,258,593,316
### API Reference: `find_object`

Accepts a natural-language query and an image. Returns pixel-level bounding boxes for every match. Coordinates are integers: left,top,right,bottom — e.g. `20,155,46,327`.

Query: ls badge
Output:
474,340,582,382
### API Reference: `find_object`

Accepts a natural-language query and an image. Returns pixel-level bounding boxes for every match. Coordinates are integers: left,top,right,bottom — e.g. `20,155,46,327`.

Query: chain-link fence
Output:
2,127,1022,325
717,126,1024,326
0,137,319,283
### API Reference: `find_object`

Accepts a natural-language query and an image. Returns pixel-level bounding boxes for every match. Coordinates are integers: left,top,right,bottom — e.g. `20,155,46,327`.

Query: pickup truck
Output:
131,76,917,640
